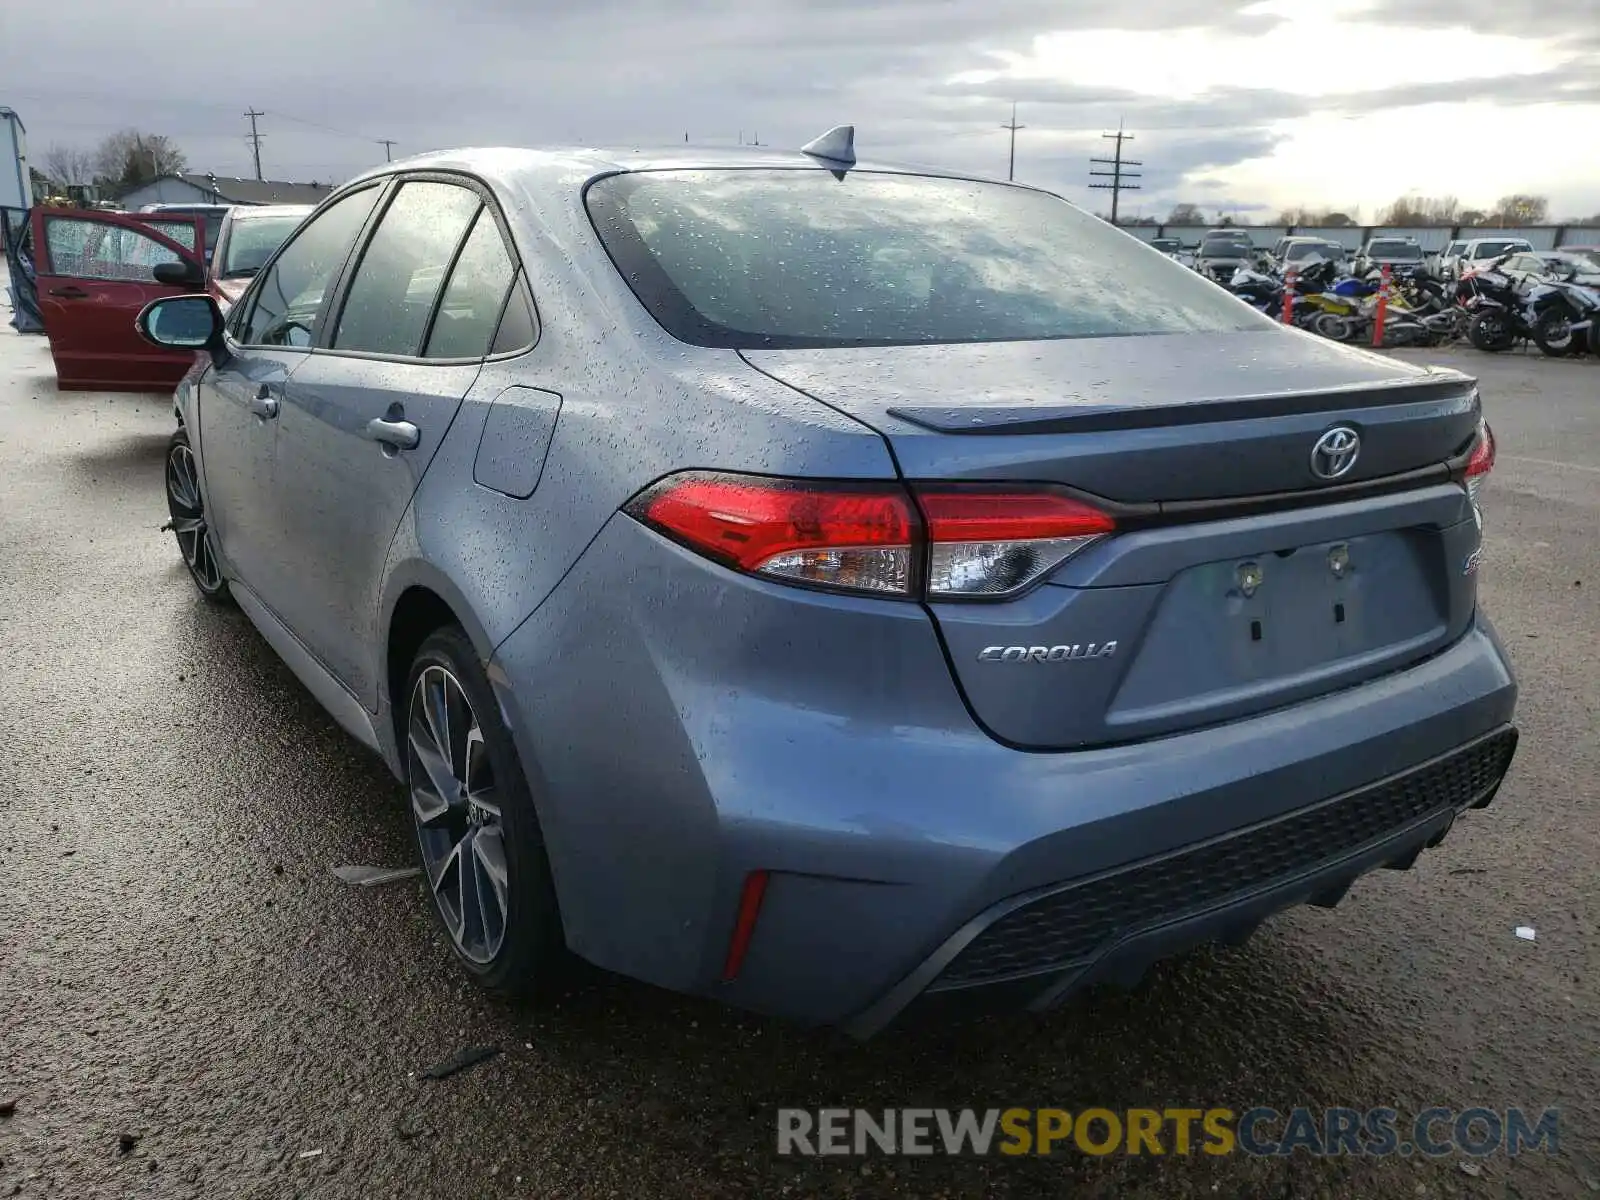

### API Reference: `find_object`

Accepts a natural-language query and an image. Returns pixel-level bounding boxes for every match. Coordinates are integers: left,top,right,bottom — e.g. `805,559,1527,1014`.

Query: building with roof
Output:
114,172,335,210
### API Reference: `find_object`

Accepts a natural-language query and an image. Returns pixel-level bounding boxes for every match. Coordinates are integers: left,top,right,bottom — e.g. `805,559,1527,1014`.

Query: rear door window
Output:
332,180,481,357
423,208,519,359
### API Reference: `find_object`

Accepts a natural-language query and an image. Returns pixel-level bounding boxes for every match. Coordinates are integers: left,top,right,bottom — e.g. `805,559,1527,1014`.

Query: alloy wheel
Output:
165,440,224,593
407,664,510,965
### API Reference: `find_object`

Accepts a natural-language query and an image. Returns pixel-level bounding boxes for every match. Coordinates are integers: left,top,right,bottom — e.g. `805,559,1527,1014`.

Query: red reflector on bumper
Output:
721,870,771,982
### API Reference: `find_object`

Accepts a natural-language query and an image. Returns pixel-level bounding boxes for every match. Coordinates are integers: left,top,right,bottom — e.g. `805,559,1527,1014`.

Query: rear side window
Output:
334,181,480,356
490,278,537,354
242,186,381,348
587,170,1267,349
423,209,517,359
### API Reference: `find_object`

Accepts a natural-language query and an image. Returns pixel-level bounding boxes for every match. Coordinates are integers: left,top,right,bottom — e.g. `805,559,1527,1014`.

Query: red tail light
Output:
625,472,917,595
915,488,1115,598
626,472,1115,600
1464,420,1494,532
1465,420,1495,481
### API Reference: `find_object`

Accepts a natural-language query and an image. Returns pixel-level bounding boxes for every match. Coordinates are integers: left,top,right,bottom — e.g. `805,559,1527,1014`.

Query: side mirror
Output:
153,259,205,288
136,294,225,351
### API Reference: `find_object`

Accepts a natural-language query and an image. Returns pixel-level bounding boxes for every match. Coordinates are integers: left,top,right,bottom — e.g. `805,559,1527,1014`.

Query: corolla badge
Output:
1310,426,1361,480
978,643,1118,663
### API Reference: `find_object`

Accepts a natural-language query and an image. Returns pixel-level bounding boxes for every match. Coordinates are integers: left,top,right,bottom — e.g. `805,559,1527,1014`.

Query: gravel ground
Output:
1,328,1596,1199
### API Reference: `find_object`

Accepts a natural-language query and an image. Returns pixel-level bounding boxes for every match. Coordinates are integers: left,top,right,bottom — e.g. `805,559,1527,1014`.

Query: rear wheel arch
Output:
381,576,504,739
387,586,460,712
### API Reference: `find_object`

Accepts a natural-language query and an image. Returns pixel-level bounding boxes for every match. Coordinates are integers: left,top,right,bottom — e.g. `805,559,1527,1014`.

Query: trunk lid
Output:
743,330,1483,749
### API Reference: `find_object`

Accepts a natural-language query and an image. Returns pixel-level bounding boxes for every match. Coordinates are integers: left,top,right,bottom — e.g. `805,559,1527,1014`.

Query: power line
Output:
378,139,396,162
1089,123,1141,223
1001,102,1025,182
268,109,387,143
244,108,265,181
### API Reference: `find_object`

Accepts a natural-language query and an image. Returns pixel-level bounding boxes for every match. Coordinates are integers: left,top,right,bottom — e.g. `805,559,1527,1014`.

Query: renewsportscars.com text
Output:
776,1106,1560,1158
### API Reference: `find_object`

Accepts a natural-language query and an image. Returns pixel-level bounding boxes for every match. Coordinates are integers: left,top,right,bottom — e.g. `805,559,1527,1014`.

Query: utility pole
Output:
1089,123,1140,224
1001,103,1025,181
244,108,265,181
378,139,396,162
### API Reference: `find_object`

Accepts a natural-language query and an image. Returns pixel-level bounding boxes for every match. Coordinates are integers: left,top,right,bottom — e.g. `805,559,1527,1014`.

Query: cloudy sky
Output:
4,0,1598,221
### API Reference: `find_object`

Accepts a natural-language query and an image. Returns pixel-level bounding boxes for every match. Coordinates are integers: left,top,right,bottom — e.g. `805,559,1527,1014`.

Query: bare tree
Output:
1489,194,1549,224
1276,205,1345,227
92,129,188,186
1378,195,1460,225
1165,202,1206,224
39,143,97,188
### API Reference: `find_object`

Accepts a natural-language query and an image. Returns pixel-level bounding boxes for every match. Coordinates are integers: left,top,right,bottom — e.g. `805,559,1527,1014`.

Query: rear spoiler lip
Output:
1026,445,1477,530
885,372,1477,437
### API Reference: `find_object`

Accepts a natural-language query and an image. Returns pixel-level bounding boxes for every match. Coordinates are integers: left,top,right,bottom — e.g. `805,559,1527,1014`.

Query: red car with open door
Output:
29,208,208,391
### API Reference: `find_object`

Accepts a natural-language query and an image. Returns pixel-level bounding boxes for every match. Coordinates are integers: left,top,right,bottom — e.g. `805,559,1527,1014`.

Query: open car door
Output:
29,208,206,391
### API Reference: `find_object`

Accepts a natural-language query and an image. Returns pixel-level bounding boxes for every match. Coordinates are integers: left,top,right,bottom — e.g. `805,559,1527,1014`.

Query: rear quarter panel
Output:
378,158,899,717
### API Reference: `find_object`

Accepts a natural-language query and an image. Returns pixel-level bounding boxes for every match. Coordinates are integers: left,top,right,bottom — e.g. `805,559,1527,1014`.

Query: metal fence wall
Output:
1117,223,1600,250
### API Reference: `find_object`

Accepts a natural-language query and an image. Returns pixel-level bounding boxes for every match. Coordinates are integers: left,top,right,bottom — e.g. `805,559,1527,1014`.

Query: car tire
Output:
403,625,567,999
164,428,232,604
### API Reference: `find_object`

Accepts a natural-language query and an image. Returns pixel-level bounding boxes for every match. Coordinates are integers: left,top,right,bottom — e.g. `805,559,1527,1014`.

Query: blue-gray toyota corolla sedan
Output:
140,135,1517,1036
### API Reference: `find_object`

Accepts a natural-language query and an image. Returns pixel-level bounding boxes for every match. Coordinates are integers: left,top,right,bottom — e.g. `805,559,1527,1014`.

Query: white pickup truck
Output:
1437,237,1535,280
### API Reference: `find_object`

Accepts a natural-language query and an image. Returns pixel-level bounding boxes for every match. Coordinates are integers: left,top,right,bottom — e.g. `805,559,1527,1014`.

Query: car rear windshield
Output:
1472,240,1526,258
1368,240,1422,259
1286,242,1341,260
586,169,1268,349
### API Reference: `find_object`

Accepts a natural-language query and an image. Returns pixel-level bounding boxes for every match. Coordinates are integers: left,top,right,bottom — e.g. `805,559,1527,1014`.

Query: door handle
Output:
50,286,88,299
248,385,279,419
365,417,420,451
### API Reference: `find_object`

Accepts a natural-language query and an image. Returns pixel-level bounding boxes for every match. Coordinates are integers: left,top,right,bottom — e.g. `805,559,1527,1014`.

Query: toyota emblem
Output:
1310,426,1361,480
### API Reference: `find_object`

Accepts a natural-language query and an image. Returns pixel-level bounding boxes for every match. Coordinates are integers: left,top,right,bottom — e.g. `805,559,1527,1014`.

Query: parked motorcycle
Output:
1227,265,1322,329
1310,265,1456,347
1521,265,1599,357
1458,255,1592,356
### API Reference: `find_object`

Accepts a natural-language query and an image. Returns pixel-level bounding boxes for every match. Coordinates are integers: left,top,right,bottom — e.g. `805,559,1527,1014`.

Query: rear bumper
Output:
847,725,1515,1036
489,515,1518,1032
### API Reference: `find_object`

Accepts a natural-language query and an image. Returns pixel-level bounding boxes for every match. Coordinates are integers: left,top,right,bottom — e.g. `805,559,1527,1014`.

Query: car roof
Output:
227,203,315,219
338,144,1025,196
